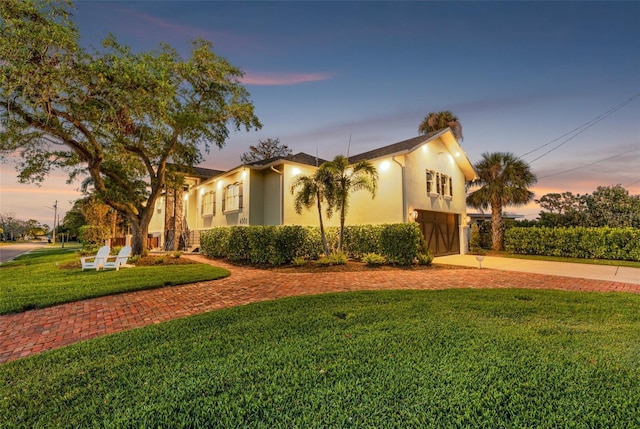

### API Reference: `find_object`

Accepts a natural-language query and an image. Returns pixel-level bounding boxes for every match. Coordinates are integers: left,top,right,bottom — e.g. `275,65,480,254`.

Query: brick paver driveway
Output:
1,255,637,364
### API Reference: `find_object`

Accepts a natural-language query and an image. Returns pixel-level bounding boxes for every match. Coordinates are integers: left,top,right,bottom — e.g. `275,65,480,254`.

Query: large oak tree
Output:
0,0,261,255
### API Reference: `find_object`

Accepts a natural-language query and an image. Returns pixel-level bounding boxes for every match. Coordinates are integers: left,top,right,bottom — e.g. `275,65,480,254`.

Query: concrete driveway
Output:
433,254,640,285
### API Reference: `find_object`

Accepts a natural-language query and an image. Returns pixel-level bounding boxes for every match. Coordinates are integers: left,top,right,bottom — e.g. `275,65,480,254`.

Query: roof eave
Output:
439,130,478,181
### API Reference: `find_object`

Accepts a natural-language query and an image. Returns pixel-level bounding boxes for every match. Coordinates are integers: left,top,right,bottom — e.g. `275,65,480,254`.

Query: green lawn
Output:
1,289,639,428
0,247,229,314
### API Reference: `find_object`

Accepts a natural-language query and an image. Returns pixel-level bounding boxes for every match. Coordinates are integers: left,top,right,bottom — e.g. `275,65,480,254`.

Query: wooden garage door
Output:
416,210,460,256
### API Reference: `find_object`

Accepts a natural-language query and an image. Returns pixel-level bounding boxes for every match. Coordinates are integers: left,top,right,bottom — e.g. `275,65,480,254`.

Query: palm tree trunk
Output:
316,191,330,256
491,200,504,251
339,207,345,254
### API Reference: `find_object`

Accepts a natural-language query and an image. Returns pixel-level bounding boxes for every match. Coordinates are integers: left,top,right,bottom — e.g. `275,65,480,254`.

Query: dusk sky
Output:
1,0,639,227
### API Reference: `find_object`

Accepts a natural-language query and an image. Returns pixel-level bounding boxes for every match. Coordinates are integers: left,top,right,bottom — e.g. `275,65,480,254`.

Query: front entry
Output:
416,210,460,256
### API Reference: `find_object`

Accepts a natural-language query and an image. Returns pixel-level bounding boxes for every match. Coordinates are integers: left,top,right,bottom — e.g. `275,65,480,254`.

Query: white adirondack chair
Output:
80,245,111,271
102,246,132,271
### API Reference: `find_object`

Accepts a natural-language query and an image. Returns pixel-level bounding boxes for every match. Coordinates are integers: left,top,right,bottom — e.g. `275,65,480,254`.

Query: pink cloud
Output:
241,71,333,86
105,6,266,54
125,9,218,41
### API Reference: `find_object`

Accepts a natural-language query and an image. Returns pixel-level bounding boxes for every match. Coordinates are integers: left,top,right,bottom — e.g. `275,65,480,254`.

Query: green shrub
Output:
362,252,386,266
469,224,485,255
416,251,433,266
317,251,348,266
227,227,251,262
300,227,323,260
111,246,123,256
379,223,421,266
171,251,182,259
505,226,640,261
292,256,307,267
247,226,277,264
78,225,110,246
79,245,100,255
343,225,383,258
201,223,425,266
273,225,308,265
200,228,231,258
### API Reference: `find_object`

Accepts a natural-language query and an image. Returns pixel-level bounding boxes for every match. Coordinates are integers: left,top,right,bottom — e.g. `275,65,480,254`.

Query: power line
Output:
520,93,640,163
537,147,640,180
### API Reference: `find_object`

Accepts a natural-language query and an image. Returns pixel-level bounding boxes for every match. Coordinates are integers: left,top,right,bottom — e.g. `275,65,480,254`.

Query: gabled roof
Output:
348,131,440,164
246,152,328,168
167,163,224,180
348,129,478,181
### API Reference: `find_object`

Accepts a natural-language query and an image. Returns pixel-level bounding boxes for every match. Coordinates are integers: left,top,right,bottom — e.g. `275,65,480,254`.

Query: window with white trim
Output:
426,170,435,194
201,191,216,216
426,170,452,198
223,182,243,212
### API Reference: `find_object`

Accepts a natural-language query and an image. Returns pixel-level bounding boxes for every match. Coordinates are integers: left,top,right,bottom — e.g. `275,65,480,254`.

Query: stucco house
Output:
148,128,478,256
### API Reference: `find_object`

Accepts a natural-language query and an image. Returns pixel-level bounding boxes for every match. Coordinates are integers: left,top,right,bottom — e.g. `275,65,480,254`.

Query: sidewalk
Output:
433,255,640,285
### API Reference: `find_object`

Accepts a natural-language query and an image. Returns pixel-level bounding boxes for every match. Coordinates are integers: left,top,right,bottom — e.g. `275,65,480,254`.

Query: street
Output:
0,242,47,263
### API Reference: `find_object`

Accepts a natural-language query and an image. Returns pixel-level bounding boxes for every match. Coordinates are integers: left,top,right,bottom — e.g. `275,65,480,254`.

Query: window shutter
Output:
238,182,244,209
213,191,216,215
222,188,226,212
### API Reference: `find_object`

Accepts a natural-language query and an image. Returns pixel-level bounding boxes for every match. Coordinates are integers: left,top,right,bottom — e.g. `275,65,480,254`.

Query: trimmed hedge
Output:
504,226,640,262
200,223,423,266
379,223,422,265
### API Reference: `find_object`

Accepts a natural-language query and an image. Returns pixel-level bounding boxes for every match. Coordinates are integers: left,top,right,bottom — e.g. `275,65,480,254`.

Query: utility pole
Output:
52,200,57,244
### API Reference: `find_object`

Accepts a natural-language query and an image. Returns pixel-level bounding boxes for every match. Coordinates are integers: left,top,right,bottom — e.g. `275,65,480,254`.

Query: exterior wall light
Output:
409,210,419,221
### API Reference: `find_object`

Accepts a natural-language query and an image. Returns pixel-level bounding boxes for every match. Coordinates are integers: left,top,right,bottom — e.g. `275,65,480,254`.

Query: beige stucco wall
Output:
346,157,404,225
404,138,468,215
261,168,282,225
147,195,165,235
249,169,265,225
282,163,329,226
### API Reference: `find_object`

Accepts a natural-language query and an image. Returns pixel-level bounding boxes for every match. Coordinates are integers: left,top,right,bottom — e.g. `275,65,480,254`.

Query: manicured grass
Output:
1,289,638,428
0,247,229,314
487,251,640,268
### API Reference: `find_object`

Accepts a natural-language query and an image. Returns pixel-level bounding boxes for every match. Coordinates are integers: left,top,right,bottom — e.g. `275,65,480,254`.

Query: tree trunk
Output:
339,211,345,253
316,191,330,256
164,186,185,252
129,219,145,256
173,186,184,252
491,200,504,251
128,207,153,256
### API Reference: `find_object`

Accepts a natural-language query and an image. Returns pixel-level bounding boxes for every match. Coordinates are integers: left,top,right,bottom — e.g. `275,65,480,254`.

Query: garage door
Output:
416,210,460,256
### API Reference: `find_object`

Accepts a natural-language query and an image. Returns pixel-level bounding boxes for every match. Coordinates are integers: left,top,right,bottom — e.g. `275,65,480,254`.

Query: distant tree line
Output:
0,213,49,241
533,185,640,228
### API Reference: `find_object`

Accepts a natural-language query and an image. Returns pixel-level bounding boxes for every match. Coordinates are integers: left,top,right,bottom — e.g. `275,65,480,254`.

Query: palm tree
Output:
466,152,537,251
321,155,378,253
290,168,335,256
418,110,463,141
